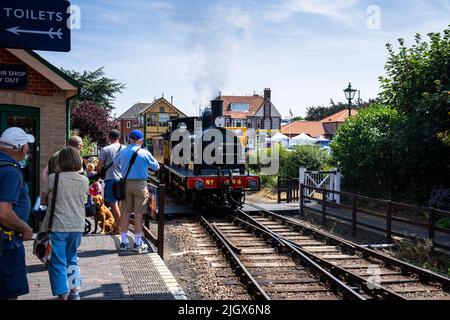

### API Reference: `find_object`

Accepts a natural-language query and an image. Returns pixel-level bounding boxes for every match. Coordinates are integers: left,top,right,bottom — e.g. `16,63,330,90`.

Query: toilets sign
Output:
0,0,71,52
0,64,27,90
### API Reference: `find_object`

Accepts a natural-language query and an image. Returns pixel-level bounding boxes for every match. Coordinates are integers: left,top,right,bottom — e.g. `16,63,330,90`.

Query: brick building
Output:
219,88,282,131
116,103,148,144
0,48,79,203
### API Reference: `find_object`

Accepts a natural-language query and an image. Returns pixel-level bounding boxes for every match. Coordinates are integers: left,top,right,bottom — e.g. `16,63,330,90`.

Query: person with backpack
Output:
96,130,124,234
0,127,35,300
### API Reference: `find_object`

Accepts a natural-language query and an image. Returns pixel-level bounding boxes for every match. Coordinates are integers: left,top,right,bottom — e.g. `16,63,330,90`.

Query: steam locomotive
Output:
154,99,260,207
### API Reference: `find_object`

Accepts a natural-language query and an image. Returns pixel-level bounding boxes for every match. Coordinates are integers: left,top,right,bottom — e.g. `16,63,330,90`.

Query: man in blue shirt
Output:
114,130,159,253
0,127,35,300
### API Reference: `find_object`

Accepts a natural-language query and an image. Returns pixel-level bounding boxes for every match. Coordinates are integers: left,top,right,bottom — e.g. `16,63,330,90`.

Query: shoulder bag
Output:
33,173,60,264
99,145,123,180
112,149,140,201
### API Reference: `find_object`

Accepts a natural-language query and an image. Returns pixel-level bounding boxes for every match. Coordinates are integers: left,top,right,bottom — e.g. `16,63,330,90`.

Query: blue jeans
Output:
48,232,83,296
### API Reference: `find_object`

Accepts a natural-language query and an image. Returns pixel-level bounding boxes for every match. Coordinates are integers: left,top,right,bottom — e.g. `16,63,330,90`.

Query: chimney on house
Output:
264,88,271,101
171,96,173,105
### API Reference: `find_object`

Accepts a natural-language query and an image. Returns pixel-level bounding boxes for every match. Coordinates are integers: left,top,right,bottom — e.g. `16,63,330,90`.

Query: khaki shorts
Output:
120,180,150,216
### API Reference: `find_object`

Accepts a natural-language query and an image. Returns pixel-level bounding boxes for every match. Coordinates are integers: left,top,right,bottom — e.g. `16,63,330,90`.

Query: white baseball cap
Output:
0,127,35,149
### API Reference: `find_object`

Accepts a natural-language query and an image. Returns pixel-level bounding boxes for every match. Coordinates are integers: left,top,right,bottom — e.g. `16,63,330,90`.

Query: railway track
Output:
235,203,450,300
197,214,366,300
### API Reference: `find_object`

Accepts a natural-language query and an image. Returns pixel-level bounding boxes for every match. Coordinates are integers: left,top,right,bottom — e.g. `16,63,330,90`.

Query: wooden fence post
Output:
300,184,305,216
352,193,357,237
322,189,327,225
287,178,293,204
277,176,281,204
157,183,165,260
428,208,435,246
386,200,392,243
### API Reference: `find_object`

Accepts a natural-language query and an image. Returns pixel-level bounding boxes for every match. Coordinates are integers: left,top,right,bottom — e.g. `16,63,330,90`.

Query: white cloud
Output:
265,0,360,23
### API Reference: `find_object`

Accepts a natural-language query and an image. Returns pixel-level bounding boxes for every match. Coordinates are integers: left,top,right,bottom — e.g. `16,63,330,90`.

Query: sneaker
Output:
133,243,148,254
119,243,129,251
68,292,81,300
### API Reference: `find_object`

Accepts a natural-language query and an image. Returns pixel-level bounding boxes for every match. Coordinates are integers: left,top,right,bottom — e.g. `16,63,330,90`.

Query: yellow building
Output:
139,97,186,144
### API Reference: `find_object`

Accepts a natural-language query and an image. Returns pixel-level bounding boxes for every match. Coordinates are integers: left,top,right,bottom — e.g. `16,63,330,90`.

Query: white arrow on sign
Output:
6,26,63,40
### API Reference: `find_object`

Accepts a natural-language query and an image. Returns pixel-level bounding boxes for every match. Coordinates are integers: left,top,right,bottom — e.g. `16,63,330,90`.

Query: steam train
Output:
153,99,260,207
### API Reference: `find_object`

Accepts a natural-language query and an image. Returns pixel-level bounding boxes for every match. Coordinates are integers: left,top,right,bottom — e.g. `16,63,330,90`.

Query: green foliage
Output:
249,145,330,191
279,145,330,178
331,105,407,199
333,25,450,202
71,129,95,158
395,240,450,276
304,99,372,121
62,67,126,110
291,116,304,122
378,26,450,201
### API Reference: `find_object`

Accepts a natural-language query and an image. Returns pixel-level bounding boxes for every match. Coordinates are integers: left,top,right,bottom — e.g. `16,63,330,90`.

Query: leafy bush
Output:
331,105,406,199
71,129,95,158
279,145,330,178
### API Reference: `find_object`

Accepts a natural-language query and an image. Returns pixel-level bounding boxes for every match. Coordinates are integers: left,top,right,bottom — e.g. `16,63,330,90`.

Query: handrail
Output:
299,183,450,250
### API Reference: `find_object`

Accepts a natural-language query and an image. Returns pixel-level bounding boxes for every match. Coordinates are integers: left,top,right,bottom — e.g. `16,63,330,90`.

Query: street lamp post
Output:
343,83,357,118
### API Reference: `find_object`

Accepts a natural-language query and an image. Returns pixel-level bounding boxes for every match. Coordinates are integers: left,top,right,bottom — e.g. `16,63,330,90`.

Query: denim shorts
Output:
0,245,29,299
104,179,120,204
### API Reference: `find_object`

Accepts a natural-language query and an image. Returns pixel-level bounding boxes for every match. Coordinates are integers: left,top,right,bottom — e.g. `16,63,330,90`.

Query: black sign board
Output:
0,64,27,90
0,0,71,52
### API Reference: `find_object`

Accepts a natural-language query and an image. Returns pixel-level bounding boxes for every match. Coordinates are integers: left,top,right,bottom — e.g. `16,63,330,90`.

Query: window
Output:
225,118,231,127
147,114,158,127
232,119,245,127
230,103,249,112
257,119,262,129
127,122,131,129
247,119,252,128
160,107,165,113
159,113,170,127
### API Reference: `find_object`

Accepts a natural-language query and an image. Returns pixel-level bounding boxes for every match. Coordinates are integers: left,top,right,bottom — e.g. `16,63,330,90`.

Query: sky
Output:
39,0,450,118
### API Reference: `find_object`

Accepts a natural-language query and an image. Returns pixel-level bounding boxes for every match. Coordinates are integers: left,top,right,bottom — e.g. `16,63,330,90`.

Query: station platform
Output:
22,232,187,300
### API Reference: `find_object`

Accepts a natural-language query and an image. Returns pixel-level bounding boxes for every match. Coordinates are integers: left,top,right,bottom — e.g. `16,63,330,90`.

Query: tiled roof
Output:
281,121,325,138
118,103,150,120
321,109,358,123
220,95,264,119
281,109,358,137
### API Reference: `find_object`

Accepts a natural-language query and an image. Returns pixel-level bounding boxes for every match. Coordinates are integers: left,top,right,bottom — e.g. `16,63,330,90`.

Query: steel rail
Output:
232,209,404,300
225,212,366,300
244,203,450,293
198,214,271,300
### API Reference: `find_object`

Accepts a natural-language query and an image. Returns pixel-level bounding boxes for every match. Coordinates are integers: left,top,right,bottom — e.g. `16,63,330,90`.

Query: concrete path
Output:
21,233,187,300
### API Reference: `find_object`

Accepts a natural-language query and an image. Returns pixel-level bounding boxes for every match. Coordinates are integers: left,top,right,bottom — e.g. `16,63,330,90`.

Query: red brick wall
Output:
118,119,139,143
0,49,61,96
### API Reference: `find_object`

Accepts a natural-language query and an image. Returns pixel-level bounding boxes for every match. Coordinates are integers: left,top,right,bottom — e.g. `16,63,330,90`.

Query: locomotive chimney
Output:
264,88,271,101
211,99,223,127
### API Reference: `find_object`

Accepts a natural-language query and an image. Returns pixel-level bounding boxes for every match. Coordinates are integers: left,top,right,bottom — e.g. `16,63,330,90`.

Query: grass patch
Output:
394,240,450,276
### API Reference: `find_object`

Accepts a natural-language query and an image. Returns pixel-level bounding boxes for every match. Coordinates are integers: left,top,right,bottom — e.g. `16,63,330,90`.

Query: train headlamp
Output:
194,179,204,190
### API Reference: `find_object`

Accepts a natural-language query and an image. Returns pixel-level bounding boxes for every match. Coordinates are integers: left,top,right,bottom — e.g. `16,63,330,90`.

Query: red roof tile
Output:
220,95,264,119
281,121,325,138
321,109,358,123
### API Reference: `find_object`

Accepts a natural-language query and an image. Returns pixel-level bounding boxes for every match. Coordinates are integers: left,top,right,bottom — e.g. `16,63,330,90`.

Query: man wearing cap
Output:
96,129,124,234
113,130,159,253
0,127,35,300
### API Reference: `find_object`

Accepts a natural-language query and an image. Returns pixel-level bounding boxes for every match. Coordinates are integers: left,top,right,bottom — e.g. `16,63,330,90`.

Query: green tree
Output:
331,105,406,199
62,67,126,110
379,26,450,200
